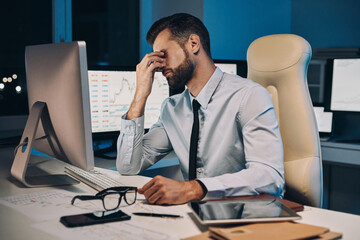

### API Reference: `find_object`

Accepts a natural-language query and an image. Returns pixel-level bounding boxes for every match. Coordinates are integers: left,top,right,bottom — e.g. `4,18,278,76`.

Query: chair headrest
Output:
247,34,311,72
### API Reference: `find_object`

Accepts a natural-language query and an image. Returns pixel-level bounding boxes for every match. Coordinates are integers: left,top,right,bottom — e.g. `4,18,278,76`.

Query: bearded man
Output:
116,13,285,205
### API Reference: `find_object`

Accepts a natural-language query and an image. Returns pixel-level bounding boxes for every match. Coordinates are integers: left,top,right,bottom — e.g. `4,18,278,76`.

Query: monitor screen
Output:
214,63,237,75
88,69,169,132
313,106,333,133
214,59,247,78
330,58,360,112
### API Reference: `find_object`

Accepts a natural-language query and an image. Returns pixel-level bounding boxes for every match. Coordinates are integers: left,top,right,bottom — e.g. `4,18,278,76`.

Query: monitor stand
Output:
10,101,79,187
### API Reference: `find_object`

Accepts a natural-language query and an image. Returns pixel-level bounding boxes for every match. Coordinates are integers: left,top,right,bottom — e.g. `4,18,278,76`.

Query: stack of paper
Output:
185,222,342,240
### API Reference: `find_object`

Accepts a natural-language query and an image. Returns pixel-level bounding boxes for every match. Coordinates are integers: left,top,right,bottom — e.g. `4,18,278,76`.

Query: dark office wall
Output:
140,0,204,58
141,0,360,59
203,0,291,60
140,0,291,60
72,0,140,66
291,0,360,50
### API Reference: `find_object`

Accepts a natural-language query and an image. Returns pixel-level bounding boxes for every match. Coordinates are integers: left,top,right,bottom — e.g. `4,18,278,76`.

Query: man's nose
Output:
161,58,167,67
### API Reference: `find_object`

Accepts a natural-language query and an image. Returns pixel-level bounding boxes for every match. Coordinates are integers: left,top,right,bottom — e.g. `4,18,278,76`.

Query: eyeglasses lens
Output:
124,189,137,205
103,192,121,210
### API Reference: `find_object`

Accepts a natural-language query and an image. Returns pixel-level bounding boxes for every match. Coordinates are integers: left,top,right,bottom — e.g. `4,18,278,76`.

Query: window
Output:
0,0,52,116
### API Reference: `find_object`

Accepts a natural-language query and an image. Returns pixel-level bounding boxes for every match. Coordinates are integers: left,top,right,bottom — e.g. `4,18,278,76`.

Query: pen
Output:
132,212,183,218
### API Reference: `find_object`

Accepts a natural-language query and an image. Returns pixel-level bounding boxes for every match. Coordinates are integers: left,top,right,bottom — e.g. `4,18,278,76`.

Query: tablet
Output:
189,198,301,225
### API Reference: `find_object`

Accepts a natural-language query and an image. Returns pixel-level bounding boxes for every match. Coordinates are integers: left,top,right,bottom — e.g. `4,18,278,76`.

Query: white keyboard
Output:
64,166,124,191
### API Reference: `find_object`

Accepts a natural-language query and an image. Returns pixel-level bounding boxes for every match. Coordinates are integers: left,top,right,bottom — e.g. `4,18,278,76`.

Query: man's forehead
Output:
153,29,175,51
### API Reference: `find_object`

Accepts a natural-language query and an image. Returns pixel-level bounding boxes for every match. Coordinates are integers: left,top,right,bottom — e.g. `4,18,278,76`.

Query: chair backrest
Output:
247,34,323,207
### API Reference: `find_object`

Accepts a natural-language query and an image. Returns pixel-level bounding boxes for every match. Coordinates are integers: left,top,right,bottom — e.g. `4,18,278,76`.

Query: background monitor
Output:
214,59,248,77
329,58,360,112
88,60,246,154
323,58,360,142
88,67,170,134
87,66,170,158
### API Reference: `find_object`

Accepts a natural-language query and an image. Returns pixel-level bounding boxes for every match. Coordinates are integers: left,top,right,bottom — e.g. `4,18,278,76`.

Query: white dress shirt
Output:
116,67,285,198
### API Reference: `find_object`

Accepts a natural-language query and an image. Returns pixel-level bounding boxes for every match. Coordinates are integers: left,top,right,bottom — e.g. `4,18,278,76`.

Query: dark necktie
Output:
189,99,200,180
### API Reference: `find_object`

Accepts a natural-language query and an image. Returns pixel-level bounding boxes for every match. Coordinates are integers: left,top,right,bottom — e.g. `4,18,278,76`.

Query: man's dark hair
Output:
146,13,212,58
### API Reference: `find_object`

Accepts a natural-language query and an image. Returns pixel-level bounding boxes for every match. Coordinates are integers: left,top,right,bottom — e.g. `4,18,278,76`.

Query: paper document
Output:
313,107,333,133
0,189,201,239
33,219,177,240
0,190,103,221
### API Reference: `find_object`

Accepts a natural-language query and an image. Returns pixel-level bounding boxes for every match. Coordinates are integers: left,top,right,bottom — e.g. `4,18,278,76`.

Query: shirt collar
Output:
188,67,223,109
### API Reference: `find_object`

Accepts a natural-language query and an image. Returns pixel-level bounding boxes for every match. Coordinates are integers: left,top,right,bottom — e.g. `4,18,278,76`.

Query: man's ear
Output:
188,34,201,55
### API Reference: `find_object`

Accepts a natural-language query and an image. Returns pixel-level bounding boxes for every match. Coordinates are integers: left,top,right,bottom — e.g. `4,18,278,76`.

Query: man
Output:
116,13,284,205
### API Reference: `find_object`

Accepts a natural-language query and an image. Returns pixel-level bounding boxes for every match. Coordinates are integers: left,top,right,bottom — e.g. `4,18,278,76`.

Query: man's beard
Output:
163,50,195,89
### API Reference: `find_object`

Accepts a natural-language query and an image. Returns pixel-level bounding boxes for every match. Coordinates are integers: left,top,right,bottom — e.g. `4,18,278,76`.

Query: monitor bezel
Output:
323,58,360,142
307,59,328,107
213,59,248,78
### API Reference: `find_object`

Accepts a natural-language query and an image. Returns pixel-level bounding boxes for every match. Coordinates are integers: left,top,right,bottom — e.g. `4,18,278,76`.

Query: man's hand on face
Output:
127,51,165,120
135,51,165,98
138,175,206,205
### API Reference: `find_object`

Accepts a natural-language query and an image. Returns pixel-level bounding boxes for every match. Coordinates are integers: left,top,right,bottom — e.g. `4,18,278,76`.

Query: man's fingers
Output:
145,51,164,58
146,56,165,65
139,176,168,204
147,189,163,204
138,178,155,194
143,183,162,203
148,61,164,72
139,176,162,195
142,52,164,64
140,52,165,69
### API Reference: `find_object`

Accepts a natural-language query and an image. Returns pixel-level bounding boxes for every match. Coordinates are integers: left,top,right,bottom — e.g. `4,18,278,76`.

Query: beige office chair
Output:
247,34,323,207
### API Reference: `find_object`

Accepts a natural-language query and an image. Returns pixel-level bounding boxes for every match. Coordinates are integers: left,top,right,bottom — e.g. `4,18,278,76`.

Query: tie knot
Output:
192,99,200,112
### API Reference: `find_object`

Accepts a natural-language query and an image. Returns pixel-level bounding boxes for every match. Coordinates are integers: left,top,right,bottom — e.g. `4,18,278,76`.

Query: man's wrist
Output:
127,95,147,120
186,180,207,201
195,180,208,196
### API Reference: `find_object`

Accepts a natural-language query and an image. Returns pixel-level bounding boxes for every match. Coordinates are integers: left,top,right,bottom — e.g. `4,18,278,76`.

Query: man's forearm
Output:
126,93,148,120
127,51,165,120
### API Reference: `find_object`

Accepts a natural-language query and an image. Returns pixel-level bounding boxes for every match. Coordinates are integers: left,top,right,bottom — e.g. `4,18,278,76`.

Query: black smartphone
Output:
60,210,131,228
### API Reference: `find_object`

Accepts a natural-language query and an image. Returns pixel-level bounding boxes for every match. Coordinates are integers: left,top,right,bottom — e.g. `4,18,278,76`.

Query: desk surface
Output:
0,147,359,240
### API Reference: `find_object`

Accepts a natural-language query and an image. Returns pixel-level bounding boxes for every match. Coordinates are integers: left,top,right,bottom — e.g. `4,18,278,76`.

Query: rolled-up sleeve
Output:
116,114,173,175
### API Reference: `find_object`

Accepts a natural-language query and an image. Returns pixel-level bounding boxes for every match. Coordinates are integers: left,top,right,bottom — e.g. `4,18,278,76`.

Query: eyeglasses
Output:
71,186,137,211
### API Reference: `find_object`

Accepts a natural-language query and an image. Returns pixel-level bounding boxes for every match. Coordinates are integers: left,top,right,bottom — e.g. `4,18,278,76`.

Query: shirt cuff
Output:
121,114,144,135
197,177,225,199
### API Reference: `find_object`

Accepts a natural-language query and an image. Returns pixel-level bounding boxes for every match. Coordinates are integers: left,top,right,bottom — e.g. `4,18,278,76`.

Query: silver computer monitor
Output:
11,41,94,187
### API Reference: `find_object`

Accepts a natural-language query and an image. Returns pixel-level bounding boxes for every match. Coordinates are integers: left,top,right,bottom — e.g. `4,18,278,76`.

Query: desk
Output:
0,147,359,240
321,141,360,166
321,141,360,214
